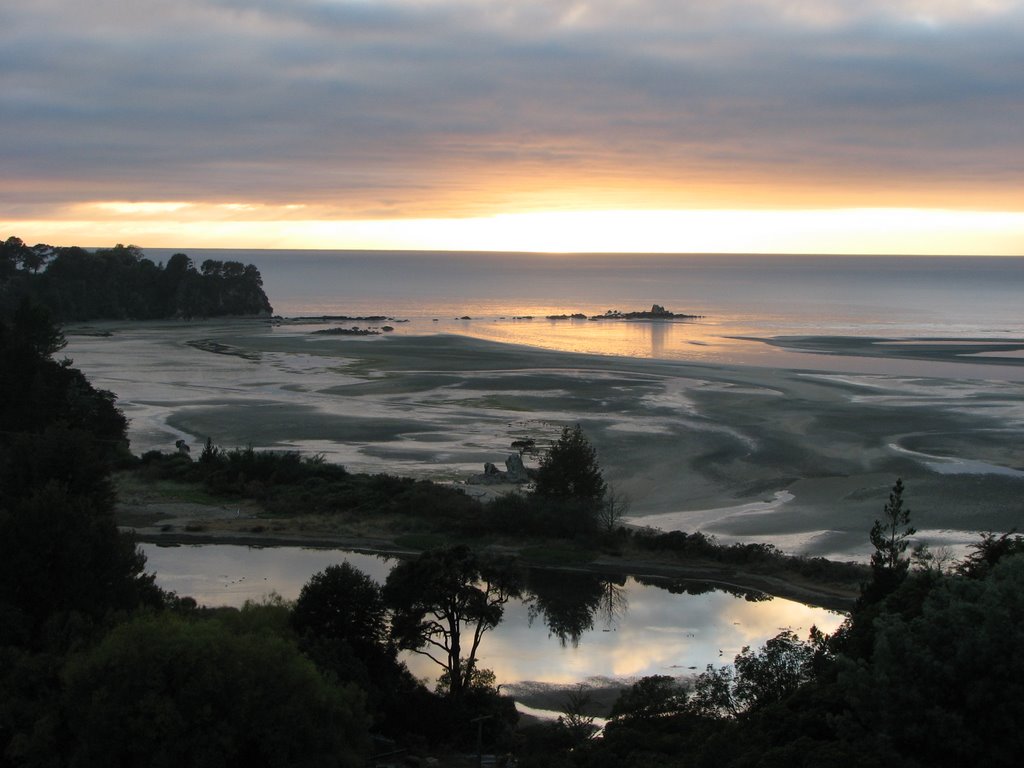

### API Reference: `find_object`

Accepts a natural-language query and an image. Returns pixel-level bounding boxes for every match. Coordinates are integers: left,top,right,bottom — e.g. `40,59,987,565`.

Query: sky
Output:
2,0,1023,254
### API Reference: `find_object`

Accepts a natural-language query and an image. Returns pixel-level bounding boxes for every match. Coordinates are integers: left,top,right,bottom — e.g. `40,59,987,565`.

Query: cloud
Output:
2,0,1023,219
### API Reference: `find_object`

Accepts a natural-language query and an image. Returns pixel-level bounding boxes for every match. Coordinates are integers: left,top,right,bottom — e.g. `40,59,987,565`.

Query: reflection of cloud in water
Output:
718,598,844,650
142,544,395,607
484,579,844,686
146,546,845,688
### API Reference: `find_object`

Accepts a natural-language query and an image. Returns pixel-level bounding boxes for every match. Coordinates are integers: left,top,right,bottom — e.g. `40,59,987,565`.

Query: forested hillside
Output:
0,236,272,320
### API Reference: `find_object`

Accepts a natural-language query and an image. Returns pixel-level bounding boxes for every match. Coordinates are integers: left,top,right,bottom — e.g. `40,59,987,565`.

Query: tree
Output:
955,530,1024,579
690,664,739,718
691,630,814,717
557,684,600,744
9,296,65,357
526,569,604,648
597,483,630,534
732,630,814,711
535,425,606,504
0,310,154,646
58,612,370,768
1,236,272,320
870,478,915,573
865,478,916,601
834,556,1024,768
533,425,607,535
609,675,689,721
292,563,390,661
383,546,521,698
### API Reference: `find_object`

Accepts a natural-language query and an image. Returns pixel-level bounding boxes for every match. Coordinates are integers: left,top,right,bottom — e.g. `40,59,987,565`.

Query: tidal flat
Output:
64,319,1024,561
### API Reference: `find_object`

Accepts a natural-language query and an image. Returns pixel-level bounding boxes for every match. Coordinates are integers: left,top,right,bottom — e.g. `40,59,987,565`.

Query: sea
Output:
148,249,1024,372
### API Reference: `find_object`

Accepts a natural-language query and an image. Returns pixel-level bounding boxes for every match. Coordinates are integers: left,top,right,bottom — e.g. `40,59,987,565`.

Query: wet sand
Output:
65,319,1024,561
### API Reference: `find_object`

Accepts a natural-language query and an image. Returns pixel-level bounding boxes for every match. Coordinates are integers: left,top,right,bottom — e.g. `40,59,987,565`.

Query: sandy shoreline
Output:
68,318,1024,563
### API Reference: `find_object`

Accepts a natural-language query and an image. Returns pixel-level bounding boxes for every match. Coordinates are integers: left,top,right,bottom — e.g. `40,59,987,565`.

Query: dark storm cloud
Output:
3,0,1023,215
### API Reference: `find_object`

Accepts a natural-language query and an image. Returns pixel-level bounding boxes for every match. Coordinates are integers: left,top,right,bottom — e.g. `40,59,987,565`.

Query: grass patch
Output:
115,472,242,506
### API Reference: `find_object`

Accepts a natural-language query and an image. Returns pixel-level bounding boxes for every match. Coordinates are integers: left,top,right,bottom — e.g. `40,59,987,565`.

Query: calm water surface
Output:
148,249,1024,372
142,543,845,688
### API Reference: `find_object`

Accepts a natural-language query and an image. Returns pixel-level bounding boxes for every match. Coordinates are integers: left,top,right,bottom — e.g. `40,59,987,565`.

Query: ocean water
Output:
149,250,1024,369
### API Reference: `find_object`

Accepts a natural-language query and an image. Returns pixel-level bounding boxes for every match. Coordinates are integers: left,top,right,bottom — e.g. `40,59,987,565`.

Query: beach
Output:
64,317,1024,562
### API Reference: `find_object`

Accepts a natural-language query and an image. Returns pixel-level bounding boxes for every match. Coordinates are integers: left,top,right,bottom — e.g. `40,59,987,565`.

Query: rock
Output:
467,456,533,485
467,462,508,485
505,454,529,482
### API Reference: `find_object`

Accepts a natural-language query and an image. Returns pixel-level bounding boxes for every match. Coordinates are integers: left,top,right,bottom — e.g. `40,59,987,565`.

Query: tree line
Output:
0,235,272,320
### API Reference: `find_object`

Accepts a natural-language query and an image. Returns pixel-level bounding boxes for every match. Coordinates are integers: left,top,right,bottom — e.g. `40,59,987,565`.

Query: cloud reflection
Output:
142,544,845,686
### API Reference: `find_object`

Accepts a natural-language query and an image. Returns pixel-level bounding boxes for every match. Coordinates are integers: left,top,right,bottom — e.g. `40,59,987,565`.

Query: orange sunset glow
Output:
3,1,1023,254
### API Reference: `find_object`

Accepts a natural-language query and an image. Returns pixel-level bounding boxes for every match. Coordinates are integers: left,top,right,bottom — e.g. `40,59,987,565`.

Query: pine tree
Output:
870,478,916,574
534,424,607,506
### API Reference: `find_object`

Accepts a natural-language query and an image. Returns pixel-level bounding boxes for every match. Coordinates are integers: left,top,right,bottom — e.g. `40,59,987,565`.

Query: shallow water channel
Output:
143,543,845,692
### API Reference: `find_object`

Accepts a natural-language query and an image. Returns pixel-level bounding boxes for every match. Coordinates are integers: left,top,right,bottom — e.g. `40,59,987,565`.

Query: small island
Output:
311,325,394,336
546,304,703,321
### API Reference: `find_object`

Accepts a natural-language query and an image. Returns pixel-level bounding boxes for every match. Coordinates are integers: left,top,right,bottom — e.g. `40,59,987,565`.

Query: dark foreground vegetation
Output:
1,235,272,320
3,302,1024,766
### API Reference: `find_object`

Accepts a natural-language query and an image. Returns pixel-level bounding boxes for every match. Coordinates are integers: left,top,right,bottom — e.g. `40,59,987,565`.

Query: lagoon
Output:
142,543,845,690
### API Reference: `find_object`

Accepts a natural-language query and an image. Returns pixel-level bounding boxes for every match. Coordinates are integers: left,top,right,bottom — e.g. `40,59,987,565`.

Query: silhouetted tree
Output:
535,425,606,504
384,546,521,699
292,563,390,662
533,425,607,535
609,675,689,722
870,478,915,573
691,630,814,717
597,483,630,534
0,309,154,647
864,478,916,602
526,570,604,648
955,530,1024,579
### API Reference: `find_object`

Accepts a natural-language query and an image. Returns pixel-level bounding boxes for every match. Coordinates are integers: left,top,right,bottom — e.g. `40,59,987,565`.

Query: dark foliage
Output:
955,530,1024,579
534,425,607,508
0,310,158,648
293,563,390,657
137,443,487,526
0,306,169,763
58,612,369,768
384,546,522,699
1,236,272,320
290,561,423,735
